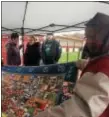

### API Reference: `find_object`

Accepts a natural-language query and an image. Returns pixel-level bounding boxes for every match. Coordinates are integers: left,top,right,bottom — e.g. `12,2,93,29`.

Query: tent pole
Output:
21,1,28,65
66,41,69,63
21,27,24,64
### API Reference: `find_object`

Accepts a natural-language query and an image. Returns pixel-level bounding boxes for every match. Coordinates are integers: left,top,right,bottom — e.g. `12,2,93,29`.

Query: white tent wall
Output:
2,1,109,35
2,2,26,29
24,2,108,28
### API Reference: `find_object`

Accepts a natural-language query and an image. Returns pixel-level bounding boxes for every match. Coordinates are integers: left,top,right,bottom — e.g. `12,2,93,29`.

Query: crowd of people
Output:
5,33,62,66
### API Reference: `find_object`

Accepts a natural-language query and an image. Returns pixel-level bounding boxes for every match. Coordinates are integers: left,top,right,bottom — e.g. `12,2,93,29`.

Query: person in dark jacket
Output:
41,33,62,65
24,36,41,66
6,33,22,66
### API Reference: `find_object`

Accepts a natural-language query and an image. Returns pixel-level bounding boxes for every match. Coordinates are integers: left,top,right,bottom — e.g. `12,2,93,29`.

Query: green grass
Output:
59,52,81,63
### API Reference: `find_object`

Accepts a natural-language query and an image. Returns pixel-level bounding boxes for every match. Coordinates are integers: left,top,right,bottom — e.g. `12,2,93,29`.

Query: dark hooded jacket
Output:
85,12,109,58
81,45,89,59
24,42,41,66
83,13,109,117
6,41,21,66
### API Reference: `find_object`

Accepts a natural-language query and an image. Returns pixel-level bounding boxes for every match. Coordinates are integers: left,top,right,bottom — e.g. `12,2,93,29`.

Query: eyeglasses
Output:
62,86,68,88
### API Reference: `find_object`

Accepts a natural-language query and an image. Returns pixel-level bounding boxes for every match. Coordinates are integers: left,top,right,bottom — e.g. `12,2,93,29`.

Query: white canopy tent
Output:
2,1,109,35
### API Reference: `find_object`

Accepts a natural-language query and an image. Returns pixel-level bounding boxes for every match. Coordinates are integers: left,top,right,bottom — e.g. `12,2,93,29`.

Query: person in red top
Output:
34,12,109,117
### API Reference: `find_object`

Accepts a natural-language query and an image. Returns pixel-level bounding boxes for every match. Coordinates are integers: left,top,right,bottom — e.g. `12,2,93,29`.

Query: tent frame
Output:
1,1,109,61
2,1,109,35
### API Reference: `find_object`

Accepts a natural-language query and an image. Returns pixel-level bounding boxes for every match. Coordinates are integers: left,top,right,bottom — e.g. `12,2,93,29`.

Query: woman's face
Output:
29,37,35,44
35,37,39,42
85,27,96,47
85,27,102,54
62,82,69,94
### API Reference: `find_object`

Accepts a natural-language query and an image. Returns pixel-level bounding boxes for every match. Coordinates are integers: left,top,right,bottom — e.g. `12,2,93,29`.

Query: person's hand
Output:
76,59,89,70
64,93,72,97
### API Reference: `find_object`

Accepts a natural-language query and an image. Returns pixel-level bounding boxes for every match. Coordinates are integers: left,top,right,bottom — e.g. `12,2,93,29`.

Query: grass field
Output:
59,52,81,63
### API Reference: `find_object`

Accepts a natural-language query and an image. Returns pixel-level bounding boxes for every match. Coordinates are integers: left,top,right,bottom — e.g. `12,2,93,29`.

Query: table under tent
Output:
1,1,109,117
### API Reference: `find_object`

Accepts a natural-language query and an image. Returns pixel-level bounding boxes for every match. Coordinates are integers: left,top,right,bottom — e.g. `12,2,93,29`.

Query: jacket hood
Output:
85,12,109,58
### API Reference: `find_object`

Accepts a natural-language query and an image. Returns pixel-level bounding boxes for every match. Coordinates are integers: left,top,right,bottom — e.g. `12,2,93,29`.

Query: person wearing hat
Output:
34,13,109,117
41,33,62,65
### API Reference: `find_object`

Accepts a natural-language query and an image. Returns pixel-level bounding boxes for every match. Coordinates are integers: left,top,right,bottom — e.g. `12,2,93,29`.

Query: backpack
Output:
43,40,57,60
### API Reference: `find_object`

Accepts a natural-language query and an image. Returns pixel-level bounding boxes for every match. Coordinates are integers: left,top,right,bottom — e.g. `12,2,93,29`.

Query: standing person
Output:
6,33,22,66
41,33,62,65
24,36,41,66
34,13,109,117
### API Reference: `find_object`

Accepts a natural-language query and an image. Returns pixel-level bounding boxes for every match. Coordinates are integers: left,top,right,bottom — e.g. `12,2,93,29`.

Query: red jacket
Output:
82,56,109,117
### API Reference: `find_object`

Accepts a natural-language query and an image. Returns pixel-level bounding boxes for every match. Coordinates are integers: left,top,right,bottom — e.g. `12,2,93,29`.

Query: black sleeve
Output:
36,44,41,59
7,46,18,65
41,42,46,61
55,41,62,62
23,46,29,66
